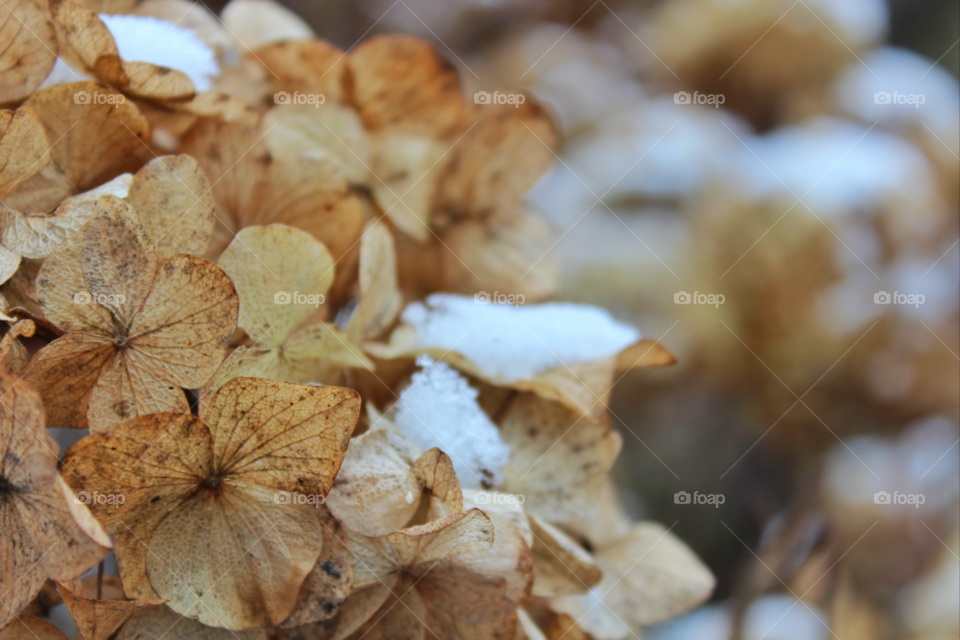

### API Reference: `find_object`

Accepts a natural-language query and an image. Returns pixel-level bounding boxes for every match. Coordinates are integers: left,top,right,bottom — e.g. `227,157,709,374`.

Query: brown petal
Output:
498,394,621,523
22,81,149,195
0,107,50,196
0,372,111,627
280,509,354,628
253,38,346,103
528,515,601,597
124,154,214,258
346,35,464,137
58,580,164,640
436,101,558,219
346,220,402,343
0,0,58,104
0,615,67,640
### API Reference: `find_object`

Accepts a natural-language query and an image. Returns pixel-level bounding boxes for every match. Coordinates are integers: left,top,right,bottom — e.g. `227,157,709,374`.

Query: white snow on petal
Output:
402,293,641,381
393,356,510,489
99,14,218,91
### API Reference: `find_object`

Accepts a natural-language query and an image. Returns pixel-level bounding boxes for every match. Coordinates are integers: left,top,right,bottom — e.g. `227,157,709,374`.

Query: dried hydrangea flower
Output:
212,224,372,389
25,196,238,430
0,322,112,627
0,1,58,103
62,377,360,629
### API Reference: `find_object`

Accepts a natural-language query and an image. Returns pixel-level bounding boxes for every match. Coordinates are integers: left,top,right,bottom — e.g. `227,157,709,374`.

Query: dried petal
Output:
346,35,464,136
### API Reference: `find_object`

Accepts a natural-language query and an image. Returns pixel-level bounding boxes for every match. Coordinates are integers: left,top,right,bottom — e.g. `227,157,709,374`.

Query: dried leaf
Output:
615,339,677,371
62,377,360,629
0,361,111,627
346,35,464,137
26,196,237,430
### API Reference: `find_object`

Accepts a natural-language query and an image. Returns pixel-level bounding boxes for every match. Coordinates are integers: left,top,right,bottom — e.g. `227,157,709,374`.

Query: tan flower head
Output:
0,322,112,628
62,376,361,629
25,195,238,430
213,224,371,389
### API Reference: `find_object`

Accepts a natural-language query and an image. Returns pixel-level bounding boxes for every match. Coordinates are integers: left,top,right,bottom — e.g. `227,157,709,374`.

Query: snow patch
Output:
393,356,510,488
402,293,640,381
99,14,219,91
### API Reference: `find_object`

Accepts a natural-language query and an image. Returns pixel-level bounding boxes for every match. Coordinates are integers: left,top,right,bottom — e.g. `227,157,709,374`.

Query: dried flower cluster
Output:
0,1,714,639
